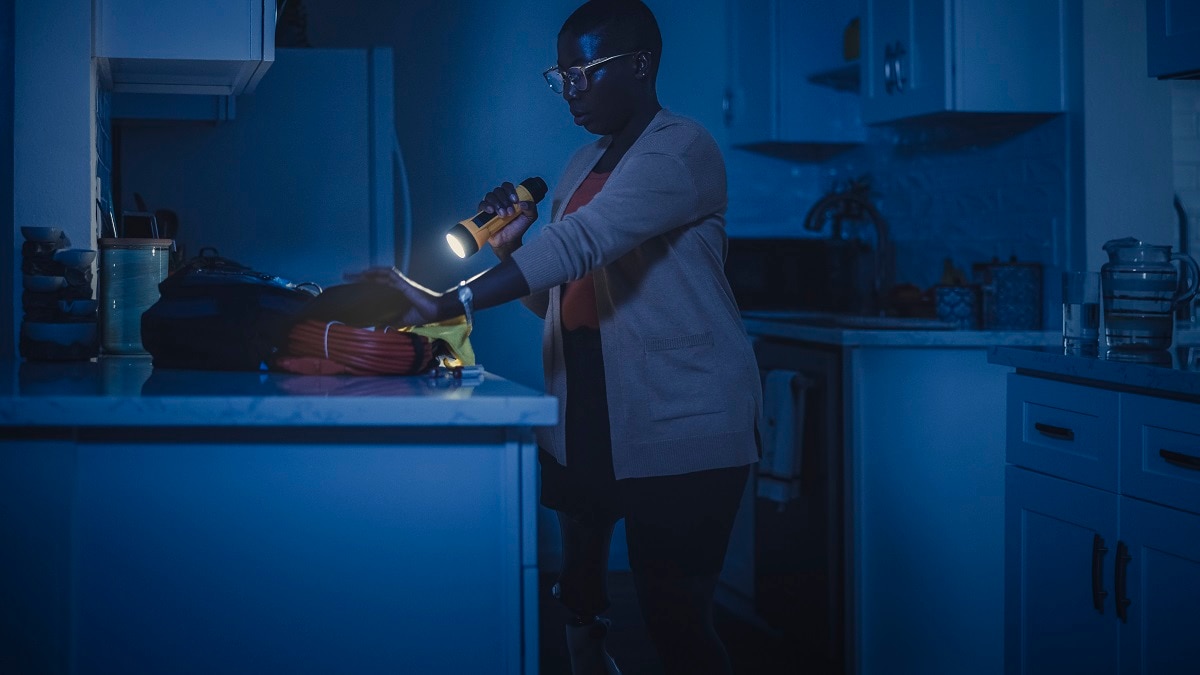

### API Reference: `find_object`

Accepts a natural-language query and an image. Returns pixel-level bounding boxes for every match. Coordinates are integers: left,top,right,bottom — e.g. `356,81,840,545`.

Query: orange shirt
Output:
559,171,610,330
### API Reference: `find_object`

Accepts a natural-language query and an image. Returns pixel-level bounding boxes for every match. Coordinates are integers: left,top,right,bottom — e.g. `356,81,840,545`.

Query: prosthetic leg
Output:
556,511,622,675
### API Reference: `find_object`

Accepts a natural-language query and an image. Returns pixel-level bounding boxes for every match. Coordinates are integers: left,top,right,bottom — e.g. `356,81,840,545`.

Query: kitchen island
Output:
736,314,1059,675
0,358,556,675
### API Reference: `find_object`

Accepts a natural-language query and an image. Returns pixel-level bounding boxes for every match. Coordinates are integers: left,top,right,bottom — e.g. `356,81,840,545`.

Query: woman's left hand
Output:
343,266,445,326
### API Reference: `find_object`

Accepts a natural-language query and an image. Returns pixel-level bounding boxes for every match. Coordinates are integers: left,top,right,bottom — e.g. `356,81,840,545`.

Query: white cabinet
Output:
1004,374,1200,675
861,0,1065,124
94,0,275,95
1147,0,1200,78
848,346,1009,675
1,427,541,675
725,0,865,155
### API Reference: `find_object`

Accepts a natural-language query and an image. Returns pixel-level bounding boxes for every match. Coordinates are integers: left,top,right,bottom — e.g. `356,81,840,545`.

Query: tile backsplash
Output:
725,115,1067,291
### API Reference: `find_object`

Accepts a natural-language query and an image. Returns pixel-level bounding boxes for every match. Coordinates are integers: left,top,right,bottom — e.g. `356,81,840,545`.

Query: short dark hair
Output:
560,0,663,58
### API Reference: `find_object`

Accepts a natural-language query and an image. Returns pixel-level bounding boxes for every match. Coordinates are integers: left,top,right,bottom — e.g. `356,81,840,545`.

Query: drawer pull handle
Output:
1160,449,1200,471
1091,533,1108,614
1114,541,1132,623
1034,422,1075,441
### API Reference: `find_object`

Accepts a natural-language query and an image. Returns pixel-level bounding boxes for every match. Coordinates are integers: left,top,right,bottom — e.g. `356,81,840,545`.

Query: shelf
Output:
806,62,860,93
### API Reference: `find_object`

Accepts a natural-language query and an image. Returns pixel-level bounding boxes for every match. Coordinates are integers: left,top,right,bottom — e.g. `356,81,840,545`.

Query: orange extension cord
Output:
277,319,435,376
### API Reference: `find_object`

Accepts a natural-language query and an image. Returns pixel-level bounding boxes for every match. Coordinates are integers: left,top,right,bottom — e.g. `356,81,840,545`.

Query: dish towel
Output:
758,369,811,503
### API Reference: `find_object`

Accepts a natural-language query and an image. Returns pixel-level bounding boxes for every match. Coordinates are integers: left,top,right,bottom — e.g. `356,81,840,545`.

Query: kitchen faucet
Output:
803,178,893,315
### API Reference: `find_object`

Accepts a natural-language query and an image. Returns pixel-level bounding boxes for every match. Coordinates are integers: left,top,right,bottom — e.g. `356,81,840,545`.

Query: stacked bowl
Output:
20,226,99,360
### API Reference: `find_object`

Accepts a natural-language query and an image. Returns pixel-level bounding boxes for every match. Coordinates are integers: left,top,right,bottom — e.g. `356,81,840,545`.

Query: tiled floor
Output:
538,572,799,675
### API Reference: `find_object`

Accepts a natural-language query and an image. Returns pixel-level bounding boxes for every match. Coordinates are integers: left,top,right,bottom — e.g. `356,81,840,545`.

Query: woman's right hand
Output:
480,181,538,255
342,266,446,326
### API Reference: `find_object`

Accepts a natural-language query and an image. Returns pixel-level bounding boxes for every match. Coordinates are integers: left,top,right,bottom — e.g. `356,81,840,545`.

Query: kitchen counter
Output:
742,311,1062,347
0,357,557,427
988,345,1200,401
0,357,554,675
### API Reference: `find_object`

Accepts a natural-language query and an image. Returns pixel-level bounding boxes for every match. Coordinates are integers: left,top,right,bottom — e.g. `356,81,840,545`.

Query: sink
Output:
741,310,957,331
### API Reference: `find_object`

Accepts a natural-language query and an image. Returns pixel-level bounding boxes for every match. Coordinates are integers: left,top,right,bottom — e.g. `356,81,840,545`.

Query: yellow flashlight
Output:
445,177,548,258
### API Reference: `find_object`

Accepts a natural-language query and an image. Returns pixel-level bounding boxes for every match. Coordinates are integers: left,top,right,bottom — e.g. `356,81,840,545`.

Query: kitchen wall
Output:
1080,0,1174,272
11,0,98,358
1,0,13,361
1175,81,1200,258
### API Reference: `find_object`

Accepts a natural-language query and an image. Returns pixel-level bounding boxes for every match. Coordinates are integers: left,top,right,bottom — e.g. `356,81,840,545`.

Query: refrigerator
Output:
113,47,408,290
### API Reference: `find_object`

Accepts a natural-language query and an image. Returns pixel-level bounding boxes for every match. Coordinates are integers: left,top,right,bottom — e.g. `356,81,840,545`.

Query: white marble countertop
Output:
0,357,558,428
742,311,1063,348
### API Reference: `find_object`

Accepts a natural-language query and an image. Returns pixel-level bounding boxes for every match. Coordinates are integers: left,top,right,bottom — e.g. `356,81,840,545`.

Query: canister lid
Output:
99,237,173,249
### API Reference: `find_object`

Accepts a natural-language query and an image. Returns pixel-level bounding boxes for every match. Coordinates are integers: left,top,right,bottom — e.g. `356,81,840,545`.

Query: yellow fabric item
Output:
402,316,475,367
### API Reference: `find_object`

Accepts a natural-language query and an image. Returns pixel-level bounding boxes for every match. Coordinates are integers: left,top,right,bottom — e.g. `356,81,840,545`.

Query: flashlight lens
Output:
447,232,467,258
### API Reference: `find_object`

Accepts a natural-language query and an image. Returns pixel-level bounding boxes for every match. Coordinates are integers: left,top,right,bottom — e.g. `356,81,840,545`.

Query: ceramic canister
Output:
99,238,172,355
934,284,981,329
977,261,1043,330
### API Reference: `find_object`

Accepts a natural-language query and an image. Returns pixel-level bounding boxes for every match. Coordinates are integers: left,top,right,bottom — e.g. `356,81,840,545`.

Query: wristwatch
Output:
457,281,474,330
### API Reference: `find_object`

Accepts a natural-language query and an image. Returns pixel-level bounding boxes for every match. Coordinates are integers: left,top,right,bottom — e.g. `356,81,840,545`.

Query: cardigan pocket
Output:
643,331,723,421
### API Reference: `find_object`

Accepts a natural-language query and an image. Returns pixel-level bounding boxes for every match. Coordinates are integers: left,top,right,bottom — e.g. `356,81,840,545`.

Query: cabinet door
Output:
1118,497,1200,675
1005,467,1118,675
862,0,1064,124
852,347,1007,675
71,437,527,675
1147,0,1200,78
726,0,865,147
861,0,947,124
94,0,275,95
95,0,268,61
952,0,1064,114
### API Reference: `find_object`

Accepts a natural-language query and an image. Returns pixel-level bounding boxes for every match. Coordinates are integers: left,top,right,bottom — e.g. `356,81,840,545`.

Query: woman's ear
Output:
635,51,651,78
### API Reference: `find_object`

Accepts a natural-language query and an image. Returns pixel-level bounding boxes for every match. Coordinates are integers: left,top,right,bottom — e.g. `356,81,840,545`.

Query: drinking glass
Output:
1063,271,1100,355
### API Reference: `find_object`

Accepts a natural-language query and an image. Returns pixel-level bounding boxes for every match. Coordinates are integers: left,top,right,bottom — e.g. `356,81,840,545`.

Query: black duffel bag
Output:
140,249,319,370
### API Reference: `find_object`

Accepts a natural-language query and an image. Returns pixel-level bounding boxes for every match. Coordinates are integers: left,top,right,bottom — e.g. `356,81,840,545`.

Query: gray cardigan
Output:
511,109,761,479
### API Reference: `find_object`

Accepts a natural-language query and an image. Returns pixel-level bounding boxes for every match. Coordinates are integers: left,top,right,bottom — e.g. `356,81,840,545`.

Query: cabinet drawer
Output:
1007,374,1119,491
1120,393,1200,515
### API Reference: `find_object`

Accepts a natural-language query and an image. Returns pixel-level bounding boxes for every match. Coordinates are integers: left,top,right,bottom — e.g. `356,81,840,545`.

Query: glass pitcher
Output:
1101,237,1200,351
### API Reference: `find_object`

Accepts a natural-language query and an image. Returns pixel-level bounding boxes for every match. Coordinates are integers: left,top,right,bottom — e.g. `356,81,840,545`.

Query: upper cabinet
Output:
94,0,275,96
1147,0,1200,79
725,0,865,158
861,0,1065,125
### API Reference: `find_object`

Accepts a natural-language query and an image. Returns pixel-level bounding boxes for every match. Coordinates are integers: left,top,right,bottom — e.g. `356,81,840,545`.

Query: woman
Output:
357,2,760,673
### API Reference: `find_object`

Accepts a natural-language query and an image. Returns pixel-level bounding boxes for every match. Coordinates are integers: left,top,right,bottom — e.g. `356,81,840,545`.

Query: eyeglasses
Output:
542,51,643,94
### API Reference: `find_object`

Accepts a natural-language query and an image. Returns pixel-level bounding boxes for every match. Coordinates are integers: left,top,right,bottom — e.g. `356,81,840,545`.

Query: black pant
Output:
541,327,749,675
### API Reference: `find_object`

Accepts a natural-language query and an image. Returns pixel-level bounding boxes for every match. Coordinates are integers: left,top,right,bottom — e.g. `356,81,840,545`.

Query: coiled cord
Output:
282,320,434,375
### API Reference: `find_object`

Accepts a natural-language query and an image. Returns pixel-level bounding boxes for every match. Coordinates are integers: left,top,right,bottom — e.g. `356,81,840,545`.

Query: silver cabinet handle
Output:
892,41,907,93
884,43,896,94
723,87,733,127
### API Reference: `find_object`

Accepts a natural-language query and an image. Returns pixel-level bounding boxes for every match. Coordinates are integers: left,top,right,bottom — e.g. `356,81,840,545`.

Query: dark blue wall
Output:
1,0,14,360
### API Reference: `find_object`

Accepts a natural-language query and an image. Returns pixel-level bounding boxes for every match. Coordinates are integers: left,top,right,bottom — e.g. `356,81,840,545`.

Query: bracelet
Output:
457,281,474,331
